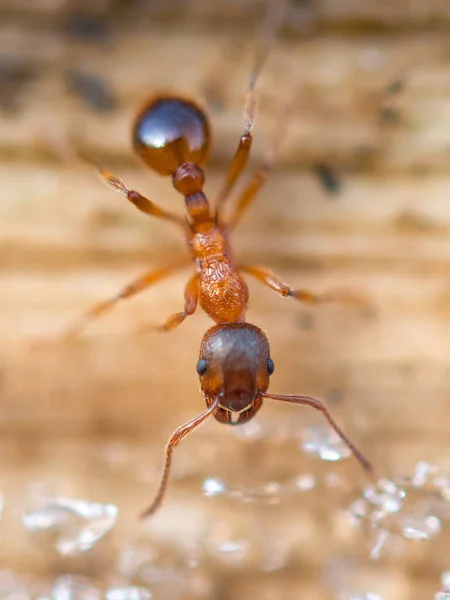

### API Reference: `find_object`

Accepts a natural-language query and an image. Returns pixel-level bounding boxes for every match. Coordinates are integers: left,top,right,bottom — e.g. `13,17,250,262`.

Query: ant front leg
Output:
101,169,186,229
239,265,373,313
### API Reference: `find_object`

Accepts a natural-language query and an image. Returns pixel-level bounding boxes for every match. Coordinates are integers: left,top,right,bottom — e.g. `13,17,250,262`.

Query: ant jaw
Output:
209,394,264,426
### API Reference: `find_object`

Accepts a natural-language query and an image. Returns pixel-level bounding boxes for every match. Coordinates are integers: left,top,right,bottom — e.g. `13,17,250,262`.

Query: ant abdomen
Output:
132,96,211,176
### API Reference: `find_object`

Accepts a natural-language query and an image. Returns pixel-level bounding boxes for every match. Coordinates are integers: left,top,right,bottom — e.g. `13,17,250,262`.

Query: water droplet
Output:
230,419,262,440
117,543,157,579
441,571,450,591
436,594,450,600
363,479,404,514
217,539,249,564
400,514,441,540
202,478,226,496
0,571,29,600
22,496,118,555
294,474,316,491
51,576,100,600
301,426,351,462
347,498,369,527
370,528,391,560
340,593,384,600
207,532,250,567
411,461,437,487
105,588,152,600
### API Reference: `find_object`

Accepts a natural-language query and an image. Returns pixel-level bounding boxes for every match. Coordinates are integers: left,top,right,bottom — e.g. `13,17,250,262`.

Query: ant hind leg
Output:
214,0,288,222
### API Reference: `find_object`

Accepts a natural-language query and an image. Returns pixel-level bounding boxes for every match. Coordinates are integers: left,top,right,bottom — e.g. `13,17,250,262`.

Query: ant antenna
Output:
141,397,219,519
215,0,288,219
262,392,374,475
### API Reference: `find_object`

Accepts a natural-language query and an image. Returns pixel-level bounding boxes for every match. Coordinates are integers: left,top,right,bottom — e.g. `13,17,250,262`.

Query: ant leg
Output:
262,392,374,475
227,158,274,230
214,0,288,222
101,169,186,229
239,265,372,311
156,274,201,332
214,99,254,222
141,397,219,519
227,94,291,230
33,262,187,345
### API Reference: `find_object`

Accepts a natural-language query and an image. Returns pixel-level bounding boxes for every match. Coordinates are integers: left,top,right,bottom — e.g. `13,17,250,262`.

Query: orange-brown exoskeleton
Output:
141,322,373,518
51,0,367,342
41,0,374,517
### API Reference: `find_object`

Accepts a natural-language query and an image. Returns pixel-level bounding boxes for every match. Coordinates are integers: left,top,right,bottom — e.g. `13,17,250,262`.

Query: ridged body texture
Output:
190,225,248,323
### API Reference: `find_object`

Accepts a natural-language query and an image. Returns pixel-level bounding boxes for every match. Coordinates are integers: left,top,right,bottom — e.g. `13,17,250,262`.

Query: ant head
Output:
197,323,275,425
132,96,211,176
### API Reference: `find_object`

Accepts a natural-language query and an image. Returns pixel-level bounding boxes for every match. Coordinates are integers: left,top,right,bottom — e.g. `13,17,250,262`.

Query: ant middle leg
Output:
132,273,200,335
32,262,188,346
239,265,372,311
159,274,201,331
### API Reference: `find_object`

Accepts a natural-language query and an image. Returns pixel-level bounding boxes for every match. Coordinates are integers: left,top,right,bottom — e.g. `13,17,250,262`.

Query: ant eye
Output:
196,358,208,376
266,358,275,375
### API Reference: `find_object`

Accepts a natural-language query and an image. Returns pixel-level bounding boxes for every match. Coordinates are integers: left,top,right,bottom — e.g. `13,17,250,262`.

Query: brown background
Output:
2,1,450,598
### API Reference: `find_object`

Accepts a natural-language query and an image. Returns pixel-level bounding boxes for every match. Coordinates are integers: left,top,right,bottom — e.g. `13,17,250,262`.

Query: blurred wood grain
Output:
1,2,450,599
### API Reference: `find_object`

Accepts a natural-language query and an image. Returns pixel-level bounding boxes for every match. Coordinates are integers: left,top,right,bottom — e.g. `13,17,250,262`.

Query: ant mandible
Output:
46,0,374,516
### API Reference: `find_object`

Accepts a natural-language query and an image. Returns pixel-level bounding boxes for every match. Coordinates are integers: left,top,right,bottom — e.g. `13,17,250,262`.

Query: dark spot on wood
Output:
0,58,38,114
379,105,401,125
385,78,404,95
62,13,110,42
298,312,314,330
326,388,343,406
65,68,117,112
313,163,342,195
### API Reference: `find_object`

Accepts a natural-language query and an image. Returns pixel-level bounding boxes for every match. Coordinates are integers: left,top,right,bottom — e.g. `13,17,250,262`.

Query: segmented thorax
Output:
190,225,249,323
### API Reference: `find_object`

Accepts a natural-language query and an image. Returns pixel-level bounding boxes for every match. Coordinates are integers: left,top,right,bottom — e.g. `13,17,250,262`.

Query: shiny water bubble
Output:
369,528,391,561
301,426,352,462
400,514,441,540
411,461,439,488
51,576,100,600
0,571,29,600
340,593,384,600
363,478,405,515
22,496,118,556
105,588,152,600
202,478,227,497
441,571,450,591
293,474,316,492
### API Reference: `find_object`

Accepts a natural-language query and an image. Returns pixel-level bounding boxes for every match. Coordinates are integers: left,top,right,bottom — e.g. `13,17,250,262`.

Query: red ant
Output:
40,0,374,517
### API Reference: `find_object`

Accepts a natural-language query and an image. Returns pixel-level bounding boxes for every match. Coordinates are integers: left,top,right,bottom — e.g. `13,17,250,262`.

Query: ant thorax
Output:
189,223,230,262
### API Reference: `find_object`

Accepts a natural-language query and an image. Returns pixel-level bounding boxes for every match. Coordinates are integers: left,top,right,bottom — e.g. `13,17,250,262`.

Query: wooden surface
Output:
2,2,450,599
